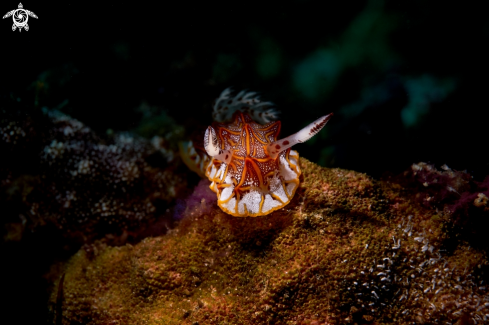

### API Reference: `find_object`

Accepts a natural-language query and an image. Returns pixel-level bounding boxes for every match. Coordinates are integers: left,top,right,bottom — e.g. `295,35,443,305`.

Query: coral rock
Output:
1,107,187,242
49,158,489,324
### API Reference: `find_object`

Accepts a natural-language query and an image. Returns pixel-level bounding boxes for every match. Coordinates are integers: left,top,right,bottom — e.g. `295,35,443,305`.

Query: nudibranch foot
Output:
206,148,301,217
178,140,211,179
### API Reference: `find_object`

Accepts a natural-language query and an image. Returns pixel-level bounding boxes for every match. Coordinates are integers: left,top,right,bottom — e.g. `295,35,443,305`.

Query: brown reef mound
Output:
48,158,489,325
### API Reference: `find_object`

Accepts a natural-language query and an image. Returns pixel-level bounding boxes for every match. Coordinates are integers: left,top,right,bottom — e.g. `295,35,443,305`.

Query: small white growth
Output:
44,140,66,159
76,159,92,174
422,243,430,252
441,164,451,171
392,236,401,249
151,136,175,162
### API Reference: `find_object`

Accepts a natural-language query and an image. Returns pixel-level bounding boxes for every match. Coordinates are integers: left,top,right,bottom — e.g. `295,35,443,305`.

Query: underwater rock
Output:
48,158,489,324
1,107,187,242
391,162,489,251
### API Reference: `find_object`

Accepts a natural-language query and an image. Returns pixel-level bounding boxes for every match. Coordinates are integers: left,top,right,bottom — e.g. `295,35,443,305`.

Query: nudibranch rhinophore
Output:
180,89,333,217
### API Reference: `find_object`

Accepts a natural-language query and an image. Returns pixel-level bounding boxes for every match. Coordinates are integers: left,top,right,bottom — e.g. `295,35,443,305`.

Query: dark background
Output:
1,0,488,323
2,0,488,179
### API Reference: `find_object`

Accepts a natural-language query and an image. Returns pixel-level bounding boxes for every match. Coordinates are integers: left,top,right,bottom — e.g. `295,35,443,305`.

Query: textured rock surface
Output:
1,107,188,242
48,158,489,324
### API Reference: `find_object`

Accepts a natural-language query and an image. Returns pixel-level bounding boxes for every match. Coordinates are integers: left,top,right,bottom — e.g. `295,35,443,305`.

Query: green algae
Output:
48,158,489,325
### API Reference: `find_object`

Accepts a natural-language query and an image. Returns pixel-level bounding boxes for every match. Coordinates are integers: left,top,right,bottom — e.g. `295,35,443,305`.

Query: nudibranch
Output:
180,89,333,217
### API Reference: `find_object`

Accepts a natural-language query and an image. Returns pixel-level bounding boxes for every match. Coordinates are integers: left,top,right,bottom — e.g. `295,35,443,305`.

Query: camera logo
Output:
3,3,38,32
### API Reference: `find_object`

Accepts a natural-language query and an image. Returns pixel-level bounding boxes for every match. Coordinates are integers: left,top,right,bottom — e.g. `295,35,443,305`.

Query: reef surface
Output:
1,106,188,243
48,158,489,325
